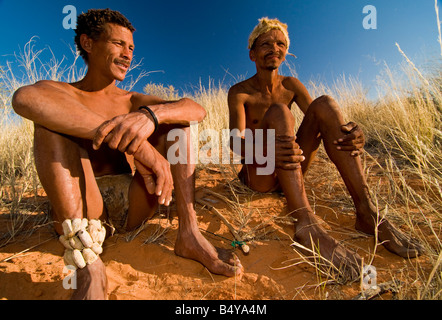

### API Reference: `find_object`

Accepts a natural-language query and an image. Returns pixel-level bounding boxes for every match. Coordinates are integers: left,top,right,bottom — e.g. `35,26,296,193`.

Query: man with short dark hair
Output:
12,8,242,300
228,17,422,279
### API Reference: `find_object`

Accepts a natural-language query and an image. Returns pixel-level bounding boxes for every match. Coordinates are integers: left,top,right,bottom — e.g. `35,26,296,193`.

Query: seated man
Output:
12,8,242,300
228,17,422,279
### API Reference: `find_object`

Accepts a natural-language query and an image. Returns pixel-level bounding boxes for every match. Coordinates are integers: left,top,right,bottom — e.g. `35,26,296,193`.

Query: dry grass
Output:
1,3,442,299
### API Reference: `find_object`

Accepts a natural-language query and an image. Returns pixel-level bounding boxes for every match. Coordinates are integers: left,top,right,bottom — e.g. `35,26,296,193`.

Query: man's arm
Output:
227,85,251,158
12,80,105,139
93,93,207,154
12,81,174,205
286,77,313,114
131,93,207,125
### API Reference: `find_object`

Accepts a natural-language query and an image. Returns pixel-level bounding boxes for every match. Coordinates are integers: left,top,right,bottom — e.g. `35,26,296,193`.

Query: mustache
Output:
264,52,282,59
114,59,131,67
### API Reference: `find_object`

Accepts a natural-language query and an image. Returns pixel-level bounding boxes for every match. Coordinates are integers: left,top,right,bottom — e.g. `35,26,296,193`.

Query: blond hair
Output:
248,17,290,50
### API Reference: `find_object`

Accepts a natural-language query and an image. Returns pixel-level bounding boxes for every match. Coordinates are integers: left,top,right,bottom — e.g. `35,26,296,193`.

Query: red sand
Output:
0,160,433,300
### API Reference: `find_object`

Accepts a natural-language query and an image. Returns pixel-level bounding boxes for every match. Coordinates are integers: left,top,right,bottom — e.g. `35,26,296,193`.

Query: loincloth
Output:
96,173,133,233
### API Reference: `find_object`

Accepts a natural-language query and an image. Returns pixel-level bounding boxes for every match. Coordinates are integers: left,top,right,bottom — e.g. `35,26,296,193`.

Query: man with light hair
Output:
228,17,422,279
12,8,242,300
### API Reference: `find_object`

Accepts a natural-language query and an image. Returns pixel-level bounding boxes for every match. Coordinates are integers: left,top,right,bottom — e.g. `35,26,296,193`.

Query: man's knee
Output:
311,95,339,108
308,95,341,120
266,103,292,117
33,124,85,171
264,103,294,128
313,94,335,105
34,124,77,148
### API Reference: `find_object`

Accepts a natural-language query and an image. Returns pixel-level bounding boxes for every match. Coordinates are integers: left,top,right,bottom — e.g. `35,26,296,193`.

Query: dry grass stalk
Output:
196,198,249,254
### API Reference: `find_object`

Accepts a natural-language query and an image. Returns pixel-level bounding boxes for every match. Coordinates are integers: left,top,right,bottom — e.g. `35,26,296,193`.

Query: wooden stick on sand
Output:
196,198,250,255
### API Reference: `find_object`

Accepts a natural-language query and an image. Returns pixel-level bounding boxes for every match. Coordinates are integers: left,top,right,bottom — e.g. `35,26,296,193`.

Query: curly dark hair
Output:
74,8,135,62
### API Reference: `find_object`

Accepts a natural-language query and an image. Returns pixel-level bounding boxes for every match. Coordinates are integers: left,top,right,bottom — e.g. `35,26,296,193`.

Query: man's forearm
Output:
148,98,206,126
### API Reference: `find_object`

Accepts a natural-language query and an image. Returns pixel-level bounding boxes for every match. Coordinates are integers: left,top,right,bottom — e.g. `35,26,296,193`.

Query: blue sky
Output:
1,0,441,96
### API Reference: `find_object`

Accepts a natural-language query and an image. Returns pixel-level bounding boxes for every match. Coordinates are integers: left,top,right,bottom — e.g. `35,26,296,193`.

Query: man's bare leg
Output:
245,104,361,279
126,125,243,277
296,95,423,258
34,124,107,300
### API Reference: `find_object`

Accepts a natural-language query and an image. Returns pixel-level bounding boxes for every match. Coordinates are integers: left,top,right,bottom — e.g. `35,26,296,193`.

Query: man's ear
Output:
80,34,93,54
249,49,256,62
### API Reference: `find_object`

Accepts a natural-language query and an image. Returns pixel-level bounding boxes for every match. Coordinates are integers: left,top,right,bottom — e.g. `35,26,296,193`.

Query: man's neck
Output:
74,70,118,93
254,69,280,94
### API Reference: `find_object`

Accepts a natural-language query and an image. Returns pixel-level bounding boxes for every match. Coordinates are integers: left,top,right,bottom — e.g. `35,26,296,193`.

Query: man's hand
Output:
333,122,365,157
133,142,174,206
93,110,156,154
274,135,305,170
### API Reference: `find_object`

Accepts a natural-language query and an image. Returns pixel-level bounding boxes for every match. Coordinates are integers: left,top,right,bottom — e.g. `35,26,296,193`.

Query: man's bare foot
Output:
70,258,108,300
293,212,362,282
174,226,244,278
355,206,424,258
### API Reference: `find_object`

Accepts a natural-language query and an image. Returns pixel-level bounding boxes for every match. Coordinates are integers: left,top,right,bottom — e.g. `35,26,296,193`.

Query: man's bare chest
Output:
244,90,294,127
76,92,133,119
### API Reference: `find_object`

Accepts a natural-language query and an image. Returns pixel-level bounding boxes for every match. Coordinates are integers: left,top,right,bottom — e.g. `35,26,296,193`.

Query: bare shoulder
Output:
32,80,89,96
281,76,312,112
281,76,307,92
32,80,71,90
228,78,255,104
229,78,255,94
129,91,167,110
16,80,80,98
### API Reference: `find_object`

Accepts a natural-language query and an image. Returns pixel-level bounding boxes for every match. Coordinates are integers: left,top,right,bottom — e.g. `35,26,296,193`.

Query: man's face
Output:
86,23,135,81
249,29,287,71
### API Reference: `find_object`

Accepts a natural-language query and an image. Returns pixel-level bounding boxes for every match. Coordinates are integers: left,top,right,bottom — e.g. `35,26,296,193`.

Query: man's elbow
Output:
199,106,207,122
183,97,206,122
11,86,29,116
